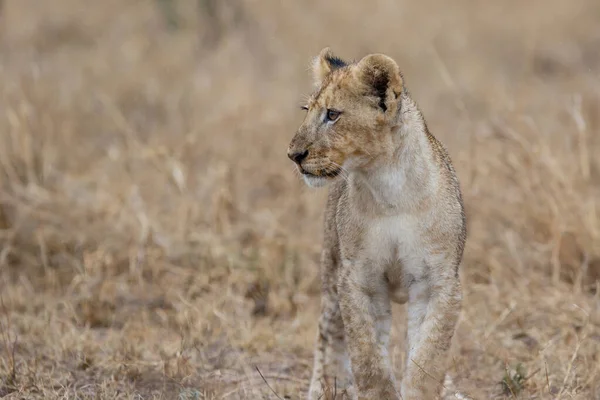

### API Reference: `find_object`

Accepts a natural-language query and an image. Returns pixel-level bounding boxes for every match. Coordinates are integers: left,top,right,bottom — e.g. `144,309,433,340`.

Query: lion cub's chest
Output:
362,214,424,271
336,181,431,290
336,211,426,303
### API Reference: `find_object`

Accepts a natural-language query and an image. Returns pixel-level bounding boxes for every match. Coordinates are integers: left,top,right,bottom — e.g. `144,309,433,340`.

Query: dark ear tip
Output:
320,47,348,69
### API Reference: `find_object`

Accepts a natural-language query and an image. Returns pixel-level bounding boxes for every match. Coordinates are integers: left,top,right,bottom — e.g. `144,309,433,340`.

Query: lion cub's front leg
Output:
337,263,399,400
401,271,462,399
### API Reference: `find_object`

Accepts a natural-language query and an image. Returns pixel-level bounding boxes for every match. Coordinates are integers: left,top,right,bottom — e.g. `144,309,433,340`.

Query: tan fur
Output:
287,48,466,400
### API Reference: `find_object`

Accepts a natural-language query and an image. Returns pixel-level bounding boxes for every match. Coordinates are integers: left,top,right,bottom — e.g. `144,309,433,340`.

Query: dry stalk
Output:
0,297,17,388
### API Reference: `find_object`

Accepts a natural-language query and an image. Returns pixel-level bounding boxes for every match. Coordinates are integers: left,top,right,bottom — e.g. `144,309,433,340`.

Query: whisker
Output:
328,159,349,174
320,137,351,183
327,160,351,184
291,166,303,180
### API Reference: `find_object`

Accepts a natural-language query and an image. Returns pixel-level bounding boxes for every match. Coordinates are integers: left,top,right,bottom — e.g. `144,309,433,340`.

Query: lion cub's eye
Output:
301,105,309,111
326,109,341,122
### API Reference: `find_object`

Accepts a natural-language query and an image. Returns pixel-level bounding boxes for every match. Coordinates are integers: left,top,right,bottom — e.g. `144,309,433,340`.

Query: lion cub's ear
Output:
354,53,404,116
311,47,348,87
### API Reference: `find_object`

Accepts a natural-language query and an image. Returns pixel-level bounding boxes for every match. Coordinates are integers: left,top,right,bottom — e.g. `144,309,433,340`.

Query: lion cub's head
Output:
287,48,404,187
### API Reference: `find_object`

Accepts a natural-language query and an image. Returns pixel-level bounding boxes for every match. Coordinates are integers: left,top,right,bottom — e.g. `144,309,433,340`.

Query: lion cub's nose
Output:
288,149,309,164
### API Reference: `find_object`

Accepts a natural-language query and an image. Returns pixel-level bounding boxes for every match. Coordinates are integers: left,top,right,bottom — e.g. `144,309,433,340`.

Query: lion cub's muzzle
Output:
287,149,342,178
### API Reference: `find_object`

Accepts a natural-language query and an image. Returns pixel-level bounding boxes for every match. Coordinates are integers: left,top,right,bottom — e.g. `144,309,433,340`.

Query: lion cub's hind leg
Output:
308,185,355,399
307,288,354,399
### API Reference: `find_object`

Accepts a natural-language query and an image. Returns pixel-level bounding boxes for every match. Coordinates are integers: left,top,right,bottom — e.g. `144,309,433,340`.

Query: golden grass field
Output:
1,0,600,398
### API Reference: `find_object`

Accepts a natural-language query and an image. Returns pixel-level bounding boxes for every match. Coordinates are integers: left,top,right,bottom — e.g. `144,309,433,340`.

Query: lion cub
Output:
287,48,466,400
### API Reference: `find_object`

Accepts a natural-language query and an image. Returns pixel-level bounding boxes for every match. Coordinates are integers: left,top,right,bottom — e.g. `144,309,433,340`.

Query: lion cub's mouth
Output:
300,166,342,178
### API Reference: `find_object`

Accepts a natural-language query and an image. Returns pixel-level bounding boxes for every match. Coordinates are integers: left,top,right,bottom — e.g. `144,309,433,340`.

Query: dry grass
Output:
0,0,599,399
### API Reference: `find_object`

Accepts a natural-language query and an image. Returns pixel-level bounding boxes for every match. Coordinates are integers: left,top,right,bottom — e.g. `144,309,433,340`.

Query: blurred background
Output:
0,0,599,398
